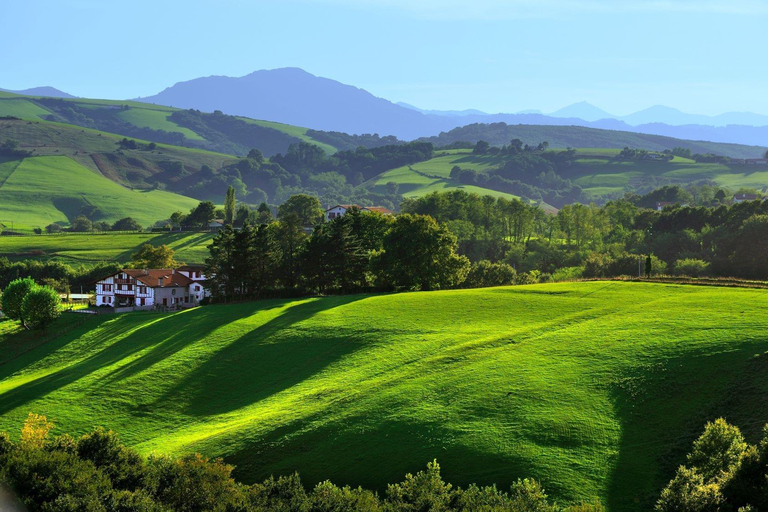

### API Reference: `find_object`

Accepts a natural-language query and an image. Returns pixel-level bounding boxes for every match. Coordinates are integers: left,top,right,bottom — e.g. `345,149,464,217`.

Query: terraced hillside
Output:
1,282,766,511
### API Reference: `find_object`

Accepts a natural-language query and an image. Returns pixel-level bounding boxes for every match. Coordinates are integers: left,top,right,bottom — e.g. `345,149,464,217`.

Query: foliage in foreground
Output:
0,414,602,512
656,418,768,511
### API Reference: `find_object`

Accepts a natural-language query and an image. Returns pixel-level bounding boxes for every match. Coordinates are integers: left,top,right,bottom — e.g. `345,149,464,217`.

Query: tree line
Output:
0,413,603,512
401,189,768,282
205,194,477,301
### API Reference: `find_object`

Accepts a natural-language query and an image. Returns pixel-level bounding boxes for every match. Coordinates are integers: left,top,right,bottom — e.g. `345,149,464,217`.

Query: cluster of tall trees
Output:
0,414,602,512
205,195,472,301
401,190,768,281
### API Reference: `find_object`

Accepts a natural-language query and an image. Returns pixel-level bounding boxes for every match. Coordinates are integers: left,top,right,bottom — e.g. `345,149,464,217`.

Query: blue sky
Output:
2,0,766,115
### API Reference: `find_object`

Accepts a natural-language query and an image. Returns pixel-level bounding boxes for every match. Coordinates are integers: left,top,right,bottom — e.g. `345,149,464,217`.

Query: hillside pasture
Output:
243,118,338,154
0,156,199,230
1,282,766,511
0,231,214,265
115,107,205,141
567,153,768,199
367,150,520,200
0,98,53,120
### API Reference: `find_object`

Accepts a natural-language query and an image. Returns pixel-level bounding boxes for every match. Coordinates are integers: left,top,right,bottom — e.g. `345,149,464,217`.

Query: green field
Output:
367,150,520,200
115,108,205,141
365,148,768,203
0,231,214,265
1,282,766,510
0,98,53,120
0,156,199,230
569,152,768,198
243,118,338,154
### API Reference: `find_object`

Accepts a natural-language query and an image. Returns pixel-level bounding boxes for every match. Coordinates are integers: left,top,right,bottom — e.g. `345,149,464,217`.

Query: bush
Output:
0,277,36,321
45,223,63,233
673,258,710,277
465,260,516,288
552,266,584,282
21,285,61,329
111,217,142,232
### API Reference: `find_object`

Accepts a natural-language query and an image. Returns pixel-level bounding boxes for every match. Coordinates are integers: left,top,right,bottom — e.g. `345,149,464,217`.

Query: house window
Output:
127,284,133,291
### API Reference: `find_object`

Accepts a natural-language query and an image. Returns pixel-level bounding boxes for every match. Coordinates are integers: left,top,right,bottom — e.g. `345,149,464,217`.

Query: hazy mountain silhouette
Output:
0,86,75,98
135,67,768,146
549,101,616,122
137,68,438,139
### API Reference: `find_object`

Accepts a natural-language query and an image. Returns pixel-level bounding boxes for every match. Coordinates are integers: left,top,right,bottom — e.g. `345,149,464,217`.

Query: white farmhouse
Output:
95,265,209,309
325,204,393,221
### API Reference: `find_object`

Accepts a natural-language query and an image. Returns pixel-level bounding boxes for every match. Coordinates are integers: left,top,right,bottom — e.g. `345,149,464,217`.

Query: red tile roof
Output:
122,269,193,287
364,206,393,214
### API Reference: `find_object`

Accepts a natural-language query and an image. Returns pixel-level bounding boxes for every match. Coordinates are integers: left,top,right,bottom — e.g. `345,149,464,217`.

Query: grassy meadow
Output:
367,150,520,200
569,149,767,198
365,147,768,204
0,231,214,265
1,281,766,510
0,156,199,231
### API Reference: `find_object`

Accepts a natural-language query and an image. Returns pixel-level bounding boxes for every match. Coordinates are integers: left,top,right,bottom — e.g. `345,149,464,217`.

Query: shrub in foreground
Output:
656,418,768,511
0,414,603,512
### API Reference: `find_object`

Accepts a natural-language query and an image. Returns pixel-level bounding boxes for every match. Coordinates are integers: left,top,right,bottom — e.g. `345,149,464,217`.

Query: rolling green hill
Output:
0,118,234,190
1,282,766,510
420,123,767,159
0,155,199,231
566,149,768,199
0,92,339,156
365,148,768,204
366,151,521,200
0,231,214,265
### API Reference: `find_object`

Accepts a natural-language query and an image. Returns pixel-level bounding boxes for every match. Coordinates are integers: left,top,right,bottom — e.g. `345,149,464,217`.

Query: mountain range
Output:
6,69,768,146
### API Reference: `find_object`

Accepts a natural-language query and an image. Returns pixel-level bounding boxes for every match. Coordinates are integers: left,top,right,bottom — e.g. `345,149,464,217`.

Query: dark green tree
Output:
21,285,61,330
278,194,323,227
375,214,470,291
224,186,236,226
1,277,36,323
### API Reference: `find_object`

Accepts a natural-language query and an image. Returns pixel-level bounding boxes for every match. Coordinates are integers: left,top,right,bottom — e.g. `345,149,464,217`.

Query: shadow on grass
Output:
605,341,768,511
225,414,538,495
0,309,221,416
0,315,100,379
163,295,368,417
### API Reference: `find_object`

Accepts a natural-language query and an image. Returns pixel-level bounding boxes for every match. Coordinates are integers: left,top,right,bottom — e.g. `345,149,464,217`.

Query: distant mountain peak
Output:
549,101,615,122
0,86,75,98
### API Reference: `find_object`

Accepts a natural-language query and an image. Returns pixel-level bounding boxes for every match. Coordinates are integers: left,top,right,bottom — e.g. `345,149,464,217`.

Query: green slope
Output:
0,92,343,156
0,156,198,230
114,108,205,141
421,124,767,159
0,98,53,120
0,118,234,193
1,282,767,511
0,231,214,265
241,118,338,154
367,150,521,200
567,149,768,198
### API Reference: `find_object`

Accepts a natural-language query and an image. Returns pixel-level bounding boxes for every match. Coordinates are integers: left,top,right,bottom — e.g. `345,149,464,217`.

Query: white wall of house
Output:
325,206,348,221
